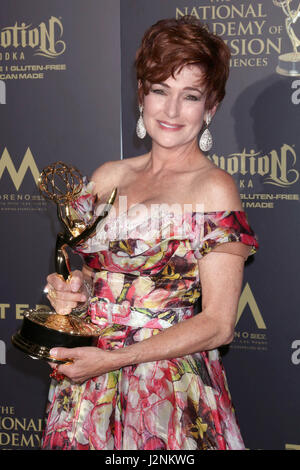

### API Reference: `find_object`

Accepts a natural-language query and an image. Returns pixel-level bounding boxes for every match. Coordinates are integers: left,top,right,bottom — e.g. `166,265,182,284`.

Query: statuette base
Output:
276,52,300,76
11,309,101,363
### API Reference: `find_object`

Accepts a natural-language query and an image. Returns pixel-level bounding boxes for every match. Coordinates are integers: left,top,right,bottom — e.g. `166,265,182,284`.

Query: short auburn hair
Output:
135,16,231,110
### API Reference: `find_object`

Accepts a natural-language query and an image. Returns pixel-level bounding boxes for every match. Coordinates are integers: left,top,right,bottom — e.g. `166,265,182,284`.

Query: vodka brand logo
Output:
208,144,299,188
0,16,66,58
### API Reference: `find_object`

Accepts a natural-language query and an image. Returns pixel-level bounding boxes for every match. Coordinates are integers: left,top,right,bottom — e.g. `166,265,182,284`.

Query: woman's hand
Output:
49,346,120,384
44,270,88,315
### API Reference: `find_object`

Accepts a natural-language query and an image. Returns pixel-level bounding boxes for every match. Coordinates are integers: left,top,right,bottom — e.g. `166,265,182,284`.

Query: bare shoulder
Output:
200,166,243,211
91,159,124,185
91,155,147,196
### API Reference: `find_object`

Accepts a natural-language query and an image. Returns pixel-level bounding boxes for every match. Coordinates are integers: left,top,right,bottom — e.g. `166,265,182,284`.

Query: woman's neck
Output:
145,140,206,175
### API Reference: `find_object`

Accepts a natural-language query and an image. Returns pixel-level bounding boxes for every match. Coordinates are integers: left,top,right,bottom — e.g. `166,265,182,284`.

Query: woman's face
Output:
142,65,214,151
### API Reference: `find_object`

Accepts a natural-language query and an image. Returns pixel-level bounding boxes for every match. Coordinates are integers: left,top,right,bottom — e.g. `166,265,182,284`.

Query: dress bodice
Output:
72,181,259,329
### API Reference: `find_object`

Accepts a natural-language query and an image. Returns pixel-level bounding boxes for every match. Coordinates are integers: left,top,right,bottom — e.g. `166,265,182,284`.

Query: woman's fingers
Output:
46,295,77,315
46,271,83,292
69,270,84,293
46,273,68,291
44,271,86,315
46,286,86,303
49,347,103,383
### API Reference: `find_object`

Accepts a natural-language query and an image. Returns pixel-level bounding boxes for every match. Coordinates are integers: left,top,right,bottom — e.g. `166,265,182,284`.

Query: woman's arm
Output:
117,249,244,364
51,249,245,383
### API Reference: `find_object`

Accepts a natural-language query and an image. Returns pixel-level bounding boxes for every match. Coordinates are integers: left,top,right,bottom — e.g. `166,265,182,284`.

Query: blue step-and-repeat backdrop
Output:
0,0,299,450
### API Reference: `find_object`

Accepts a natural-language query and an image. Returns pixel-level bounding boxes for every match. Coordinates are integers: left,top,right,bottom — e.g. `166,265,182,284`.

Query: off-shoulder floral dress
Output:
41,181,259,450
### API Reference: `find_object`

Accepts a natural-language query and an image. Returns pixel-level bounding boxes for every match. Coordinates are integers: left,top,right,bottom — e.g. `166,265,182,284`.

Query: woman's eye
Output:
151,88,165,95
186,94,200,101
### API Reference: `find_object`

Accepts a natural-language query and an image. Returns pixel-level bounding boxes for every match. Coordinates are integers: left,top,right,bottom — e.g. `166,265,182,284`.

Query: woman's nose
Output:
164,95,180,118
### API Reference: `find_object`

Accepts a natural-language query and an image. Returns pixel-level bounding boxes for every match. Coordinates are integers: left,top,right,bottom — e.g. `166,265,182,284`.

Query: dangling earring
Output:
136,104,146,139
199,113,213,152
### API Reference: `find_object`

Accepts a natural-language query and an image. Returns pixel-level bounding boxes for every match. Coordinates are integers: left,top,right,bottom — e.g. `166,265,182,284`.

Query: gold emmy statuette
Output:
11,161,117,364
273,0,300,76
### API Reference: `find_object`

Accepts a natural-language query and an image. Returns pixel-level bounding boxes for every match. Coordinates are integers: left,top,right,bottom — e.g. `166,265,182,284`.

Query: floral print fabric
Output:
41,182,259,450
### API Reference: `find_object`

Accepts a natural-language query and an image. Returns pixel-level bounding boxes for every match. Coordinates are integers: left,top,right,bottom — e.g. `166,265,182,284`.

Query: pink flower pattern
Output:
41,184,259,450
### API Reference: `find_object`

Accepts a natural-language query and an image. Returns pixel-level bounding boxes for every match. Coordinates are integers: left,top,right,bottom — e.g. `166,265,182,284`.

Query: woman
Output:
42,17,259,450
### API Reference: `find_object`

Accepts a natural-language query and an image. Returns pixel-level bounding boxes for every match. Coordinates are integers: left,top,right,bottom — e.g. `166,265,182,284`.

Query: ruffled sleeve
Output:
70,177,97,225
69,178,117,255
69,178,102,254
193,211,259,261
